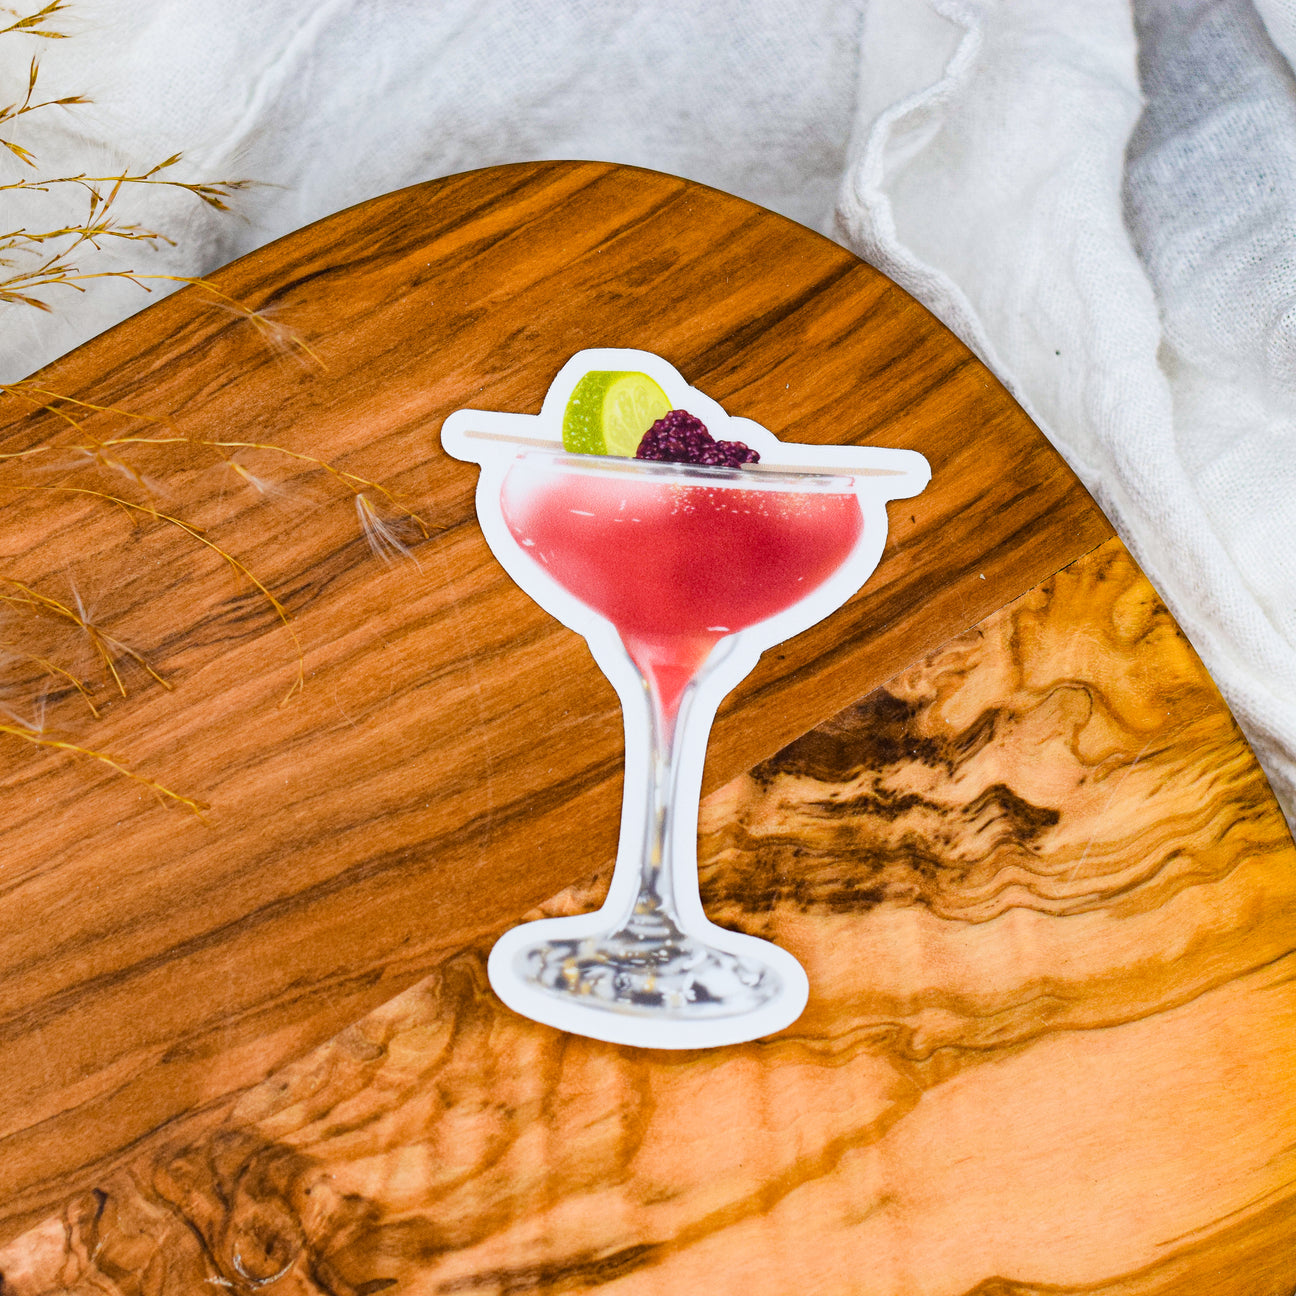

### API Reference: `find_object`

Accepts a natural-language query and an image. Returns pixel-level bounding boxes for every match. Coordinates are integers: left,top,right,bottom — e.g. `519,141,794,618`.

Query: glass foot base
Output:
488,919,810,1049
516,932,780,1018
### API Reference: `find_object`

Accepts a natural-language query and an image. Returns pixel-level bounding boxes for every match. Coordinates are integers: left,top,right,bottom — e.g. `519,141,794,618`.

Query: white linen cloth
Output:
2,0,1294,827
839,0,1296,825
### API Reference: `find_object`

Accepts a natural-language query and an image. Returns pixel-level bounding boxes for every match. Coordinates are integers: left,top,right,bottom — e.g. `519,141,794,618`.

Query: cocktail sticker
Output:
442,349,929,1049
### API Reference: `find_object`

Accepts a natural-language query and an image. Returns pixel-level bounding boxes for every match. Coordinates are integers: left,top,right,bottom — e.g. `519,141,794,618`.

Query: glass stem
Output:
613,670,692,947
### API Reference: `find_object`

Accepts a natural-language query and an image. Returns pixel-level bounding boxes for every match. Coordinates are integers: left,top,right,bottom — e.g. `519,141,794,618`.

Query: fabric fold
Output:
837,0,1296,826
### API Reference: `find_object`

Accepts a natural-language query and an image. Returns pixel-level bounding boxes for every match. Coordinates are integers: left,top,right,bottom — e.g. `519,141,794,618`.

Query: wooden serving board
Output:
0,162,1291,1295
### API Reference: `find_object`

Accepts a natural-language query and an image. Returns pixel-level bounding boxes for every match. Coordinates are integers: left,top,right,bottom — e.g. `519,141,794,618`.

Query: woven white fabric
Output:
838,0,1296,826
1257,0,1296,65
2,0,1294,826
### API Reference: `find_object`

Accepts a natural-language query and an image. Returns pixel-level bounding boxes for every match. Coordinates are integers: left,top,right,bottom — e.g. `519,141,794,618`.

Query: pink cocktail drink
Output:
501,465,864,721
477,451,881,1040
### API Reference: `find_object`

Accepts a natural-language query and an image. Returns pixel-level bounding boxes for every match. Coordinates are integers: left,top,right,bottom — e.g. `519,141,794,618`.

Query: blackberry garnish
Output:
635,410,759,467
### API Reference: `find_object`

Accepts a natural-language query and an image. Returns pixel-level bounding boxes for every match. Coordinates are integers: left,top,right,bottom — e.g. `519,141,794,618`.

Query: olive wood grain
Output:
2,537,1292,1295
0,158,1125,1236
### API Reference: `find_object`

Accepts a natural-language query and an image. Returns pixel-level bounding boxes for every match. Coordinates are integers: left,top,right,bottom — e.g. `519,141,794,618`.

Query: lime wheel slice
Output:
562,370,672,457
